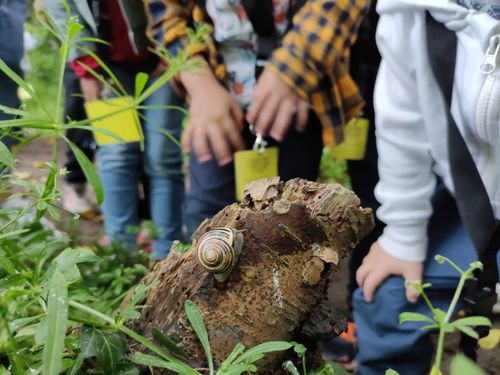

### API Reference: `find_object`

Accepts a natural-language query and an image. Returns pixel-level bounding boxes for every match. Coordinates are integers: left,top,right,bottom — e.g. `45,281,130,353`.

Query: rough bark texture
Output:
125,178,373,373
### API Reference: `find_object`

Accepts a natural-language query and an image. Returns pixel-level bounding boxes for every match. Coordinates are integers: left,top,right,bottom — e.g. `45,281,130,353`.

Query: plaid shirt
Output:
145,0,369,146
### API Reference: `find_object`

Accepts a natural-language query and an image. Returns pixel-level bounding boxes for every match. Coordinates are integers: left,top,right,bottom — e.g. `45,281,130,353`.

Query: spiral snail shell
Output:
197,228,244,282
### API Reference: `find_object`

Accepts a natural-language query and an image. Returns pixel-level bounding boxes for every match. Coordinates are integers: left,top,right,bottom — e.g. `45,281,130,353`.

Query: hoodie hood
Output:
377,0,499,48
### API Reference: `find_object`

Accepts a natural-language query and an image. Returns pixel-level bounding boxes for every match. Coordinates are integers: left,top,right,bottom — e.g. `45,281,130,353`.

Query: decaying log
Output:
125,178,373,372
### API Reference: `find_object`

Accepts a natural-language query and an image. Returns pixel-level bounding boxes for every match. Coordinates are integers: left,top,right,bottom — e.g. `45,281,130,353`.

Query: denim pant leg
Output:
98,142,142,248
142,83,185,259
353,188,476,375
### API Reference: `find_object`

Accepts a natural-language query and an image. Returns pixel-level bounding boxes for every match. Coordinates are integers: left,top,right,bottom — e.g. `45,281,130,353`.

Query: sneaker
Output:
494,283,500,315
62,182,94,214
320,321,358,372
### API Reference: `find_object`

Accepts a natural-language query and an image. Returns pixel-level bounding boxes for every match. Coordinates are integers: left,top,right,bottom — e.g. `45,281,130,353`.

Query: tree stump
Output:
125,178,373,372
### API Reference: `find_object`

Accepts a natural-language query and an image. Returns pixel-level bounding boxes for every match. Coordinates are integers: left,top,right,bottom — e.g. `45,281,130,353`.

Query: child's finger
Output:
362,270,387,303
192,126,212,163
295,101,309,132
355,263,370,288
270,100,296,141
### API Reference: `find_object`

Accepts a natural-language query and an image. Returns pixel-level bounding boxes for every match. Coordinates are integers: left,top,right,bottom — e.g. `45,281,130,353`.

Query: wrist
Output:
180,58,219,96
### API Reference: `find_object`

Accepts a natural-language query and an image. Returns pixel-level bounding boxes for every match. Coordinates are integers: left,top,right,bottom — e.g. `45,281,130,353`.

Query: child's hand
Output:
246,67,309,141
79,77,101,102
180,62,245,166
356,241,423,303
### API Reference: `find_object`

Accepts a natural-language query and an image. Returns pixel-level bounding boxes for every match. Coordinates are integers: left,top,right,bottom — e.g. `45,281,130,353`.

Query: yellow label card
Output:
234,147,279,201
84,96,143,145
330,117,370,160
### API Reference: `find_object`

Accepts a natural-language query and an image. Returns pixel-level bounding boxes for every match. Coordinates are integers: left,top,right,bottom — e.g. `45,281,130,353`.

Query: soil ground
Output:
12,137,500,374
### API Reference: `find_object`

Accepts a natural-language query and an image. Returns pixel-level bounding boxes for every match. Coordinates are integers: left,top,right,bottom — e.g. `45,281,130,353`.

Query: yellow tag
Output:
234,147,279,201
330,117,369,160
84,96,143,145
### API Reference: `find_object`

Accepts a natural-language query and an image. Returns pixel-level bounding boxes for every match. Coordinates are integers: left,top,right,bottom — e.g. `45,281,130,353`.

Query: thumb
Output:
403,265,423,304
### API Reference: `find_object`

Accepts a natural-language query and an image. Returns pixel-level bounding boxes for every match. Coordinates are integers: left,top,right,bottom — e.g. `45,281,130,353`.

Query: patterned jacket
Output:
145,0,370,145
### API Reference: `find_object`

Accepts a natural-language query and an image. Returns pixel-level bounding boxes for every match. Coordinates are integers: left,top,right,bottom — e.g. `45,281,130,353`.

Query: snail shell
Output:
197,228,244,282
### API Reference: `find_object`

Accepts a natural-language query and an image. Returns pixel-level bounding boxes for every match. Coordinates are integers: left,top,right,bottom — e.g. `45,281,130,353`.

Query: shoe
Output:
320,321,358,372
494,283,500,315
62,182,94,214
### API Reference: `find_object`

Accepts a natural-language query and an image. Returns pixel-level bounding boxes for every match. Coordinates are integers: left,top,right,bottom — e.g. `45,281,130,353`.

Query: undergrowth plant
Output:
0,5,310,375
386,256,492,375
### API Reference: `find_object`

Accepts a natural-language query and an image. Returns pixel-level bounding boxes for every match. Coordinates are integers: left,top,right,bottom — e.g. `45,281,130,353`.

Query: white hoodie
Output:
374,0,500,261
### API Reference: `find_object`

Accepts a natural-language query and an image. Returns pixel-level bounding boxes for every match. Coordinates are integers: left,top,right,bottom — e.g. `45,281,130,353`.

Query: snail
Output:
197,228,244,282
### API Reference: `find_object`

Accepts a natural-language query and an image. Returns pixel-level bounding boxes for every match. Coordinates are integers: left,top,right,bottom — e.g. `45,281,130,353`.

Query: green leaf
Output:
420,323,439,331
292,342,307,356
66,139,104,204
135,72,149,98
0,229,30,241
454,325,479,339
80,326,126,372
115,363,140,375
0,274,26,290
283,360,301,375
184,300,213,373
152,327,187,357
433,309,447,324
0,140,14,167
94,331,127,372
450,354,485,375
0,59,44,111
234,341,293,365
77,48,126,96
0,256,16,274
399,312,435,325
219,343,246,369
67,22,84,41
215,363,250,375
42,268,69,375
128,353,198,374
53,247,100,283
386,370,401,375
452,316,492,327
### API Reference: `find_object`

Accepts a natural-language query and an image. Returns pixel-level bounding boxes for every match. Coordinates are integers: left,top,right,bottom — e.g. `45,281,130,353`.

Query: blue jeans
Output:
98,82,184,260
352,188,498,375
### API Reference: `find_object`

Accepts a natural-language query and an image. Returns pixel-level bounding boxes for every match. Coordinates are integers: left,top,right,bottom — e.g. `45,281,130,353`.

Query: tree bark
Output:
125,178,374,373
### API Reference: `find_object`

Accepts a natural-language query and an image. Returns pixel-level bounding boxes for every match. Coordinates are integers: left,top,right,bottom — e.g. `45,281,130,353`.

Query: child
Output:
353,1,500,373
43,0,185,260
149,0,370,235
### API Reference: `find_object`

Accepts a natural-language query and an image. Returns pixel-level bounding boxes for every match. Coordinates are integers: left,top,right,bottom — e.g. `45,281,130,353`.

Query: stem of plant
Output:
433,270,468,372
0,202,37,232
55,41,69,124
68,301,202,375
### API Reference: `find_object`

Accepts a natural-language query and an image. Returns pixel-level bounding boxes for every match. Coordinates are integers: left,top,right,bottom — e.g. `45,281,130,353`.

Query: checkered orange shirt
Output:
145,0,369,146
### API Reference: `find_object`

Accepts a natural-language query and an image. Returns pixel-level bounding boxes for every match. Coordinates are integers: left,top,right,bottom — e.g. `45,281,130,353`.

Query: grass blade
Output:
152,327,187,357
233,341,293,365
128,353,198,374
42,268,69,375
65,138,103,204
184,300,213,374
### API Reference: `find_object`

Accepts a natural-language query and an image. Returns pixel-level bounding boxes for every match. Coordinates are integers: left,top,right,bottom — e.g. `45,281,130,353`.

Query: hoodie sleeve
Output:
374,11,437,262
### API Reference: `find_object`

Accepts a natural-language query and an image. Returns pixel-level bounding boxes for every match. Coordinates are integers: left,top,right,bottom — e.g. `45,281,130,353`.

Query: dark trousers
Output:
0,0,27,148
63,65,96,184
185,112,324,236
